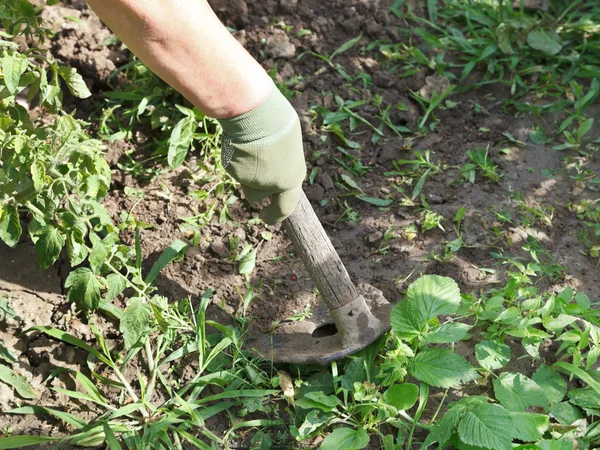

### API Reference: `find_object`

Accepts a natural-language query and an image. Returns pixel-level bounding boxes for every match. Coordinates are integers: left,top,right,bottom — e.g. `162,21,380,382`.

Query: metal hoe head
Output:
246,284,392,365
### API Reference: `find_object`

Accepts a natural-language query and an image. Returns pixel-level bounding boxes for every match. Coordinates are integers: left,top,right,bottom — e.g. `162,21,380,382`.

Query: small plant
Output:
465,148,502,183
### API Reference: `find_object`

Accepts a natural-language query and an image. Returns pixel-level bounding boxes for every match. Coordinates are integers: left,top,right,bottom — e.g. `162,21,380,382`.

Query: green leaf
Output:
0,341,17,363
103,423,123,450
390,301,422,341
536,439,575,450
0,436,59,449
0,365,36,399
295,392,341,412
105,273,127,301
238,247,257,276
567,387,600,411
532,364,566,405
298,372,334,397
298,410,330,438
475,340,511,371
543,314,577,331
549,402,584,425
356,196,393,207
34,225,64,270
340,173,361,191
65,267,104,312
23,326,108,364
527,30,562,56
407,275,461,325
144,239,188,284
0,297,17,321
88,242,108,273
10,405,86,429
382,383,418,410
493,372,549,412
456,402,513,450
120,297,152,349
341,357,365,392
167,114,197,168
320,427,369,450
410,348,477,388
422,323,471,344
423,397,483,449
1,55,28,95
58,66,91,98
330,34,362,61
0,204,22,247
508,411,550,441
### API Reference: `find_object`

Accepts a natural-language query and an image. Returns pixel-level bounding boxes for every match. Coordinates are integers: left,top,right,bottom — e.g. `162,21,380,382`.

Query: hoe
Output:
247,191,393,364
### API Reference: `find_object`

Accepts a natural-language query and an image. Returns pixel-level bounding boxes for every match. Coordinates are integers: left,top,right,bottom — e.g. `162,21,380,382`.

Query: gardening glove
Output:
218,80,306,224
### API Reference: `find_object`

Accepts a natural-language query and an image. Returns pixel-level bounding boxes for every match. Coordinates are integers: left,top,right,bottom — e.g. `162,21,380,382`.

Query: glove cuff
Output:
218,80,297,144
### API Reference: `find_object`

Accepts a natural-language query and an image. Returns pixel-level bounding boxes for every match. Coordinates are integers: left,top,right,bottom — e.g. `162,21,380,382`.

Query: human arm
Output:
85,0,306,222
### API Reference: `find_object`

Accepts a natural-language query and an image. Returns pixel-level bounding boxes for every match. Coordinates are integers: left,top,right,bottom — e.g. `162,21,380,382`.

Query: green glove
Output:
218,81,306,224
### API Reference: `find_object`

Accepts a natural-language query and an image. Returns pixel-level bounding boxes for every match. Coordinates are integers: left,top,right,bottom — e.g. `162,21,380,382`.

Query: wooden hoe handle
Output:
282,191,358,312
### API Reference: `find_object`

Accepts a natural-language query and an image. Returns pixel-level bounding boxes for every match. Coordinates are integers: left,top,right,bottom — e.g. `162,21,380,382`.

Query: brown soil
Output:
1,0,599,446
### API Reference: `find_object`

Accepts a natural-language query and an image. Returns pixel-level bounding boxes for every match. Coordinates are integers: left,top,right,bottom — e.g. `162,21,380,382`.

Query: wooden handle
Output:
283,190,358,311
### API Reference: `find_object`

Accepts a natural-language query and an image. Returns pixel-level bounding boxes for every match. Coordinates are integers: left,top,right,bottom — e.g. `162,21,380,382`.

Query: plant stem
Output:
430,388,449,423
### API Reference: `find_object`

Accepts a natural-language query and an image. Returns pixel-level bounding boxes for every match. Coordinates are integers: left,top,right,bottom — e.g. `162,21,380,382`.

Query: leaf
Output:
58,66,91,98
0,365,36,399
320,427,369,450
456,402,513,450
167,114,197,168
0,297,17,322
543,314,577,331
508,411,550,441
493,372,549,412
0,204,22,247
103,423,123,450
382,383,418,410
340,173,362,191
423,398,481,449
422,323,471,344
120,298,152,349
23,326,108,364
298,372,334,398
341,357,365,392
105,273,127,301
390,301,422,341
527,30,562,56
298,410,330,438
1,54,28,95
475,340,511,371
330,34,362,61
356,196,393,207
34,225,64,270
410,348,478,388
0,436,59,449
144,239,188,284
407,275,462,326
238,247,257,276
549,402,584,425
532,364,566,405
295,391,341,412
0,341,17,364
65,267,104,312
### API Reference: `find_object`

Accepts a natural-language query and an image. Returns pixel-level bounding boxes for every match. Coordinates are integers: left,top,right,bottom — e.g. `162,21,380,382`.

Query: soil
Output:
1,0,599,447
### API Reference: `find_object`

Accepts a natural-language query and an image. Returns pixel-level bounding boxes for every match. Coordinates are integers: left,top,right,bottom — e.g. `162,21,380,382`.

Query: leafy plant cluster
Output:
281,271,599,450
0,3,273,447
99,57,222,175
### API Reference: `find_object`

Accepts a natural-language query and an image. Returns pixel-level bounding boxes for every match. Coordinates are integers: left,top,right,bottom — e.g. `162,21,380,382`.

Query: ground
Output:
1,0,599,448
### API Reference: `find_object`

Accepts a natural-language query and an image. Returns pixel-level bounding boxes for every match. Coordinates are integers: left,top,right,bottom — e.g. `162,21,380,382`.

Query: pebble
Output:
428,194,444,204
265,33,296,59
280,0,298,13
209,239,231,259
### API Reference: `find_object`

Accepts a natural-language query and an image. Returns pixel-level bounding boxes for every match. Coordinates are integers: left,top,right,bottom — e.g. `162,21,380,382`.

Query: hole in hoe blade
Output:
312,323,338,338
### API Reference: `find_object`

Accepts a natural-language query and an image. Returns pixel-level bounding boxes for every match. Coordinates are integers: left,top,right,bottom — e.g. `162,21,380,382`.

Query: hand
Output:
218,81,306,224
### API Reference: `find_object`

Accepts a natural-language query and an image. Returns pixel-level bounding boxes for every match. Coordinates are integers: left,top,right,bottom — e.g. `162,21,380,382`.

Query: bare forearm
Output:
86,0,271,118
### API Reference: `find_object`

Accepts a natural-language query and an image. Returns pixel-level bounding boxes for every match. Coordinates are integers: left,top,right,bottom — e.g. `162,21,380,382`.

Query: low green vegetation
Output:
1,0,600,449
